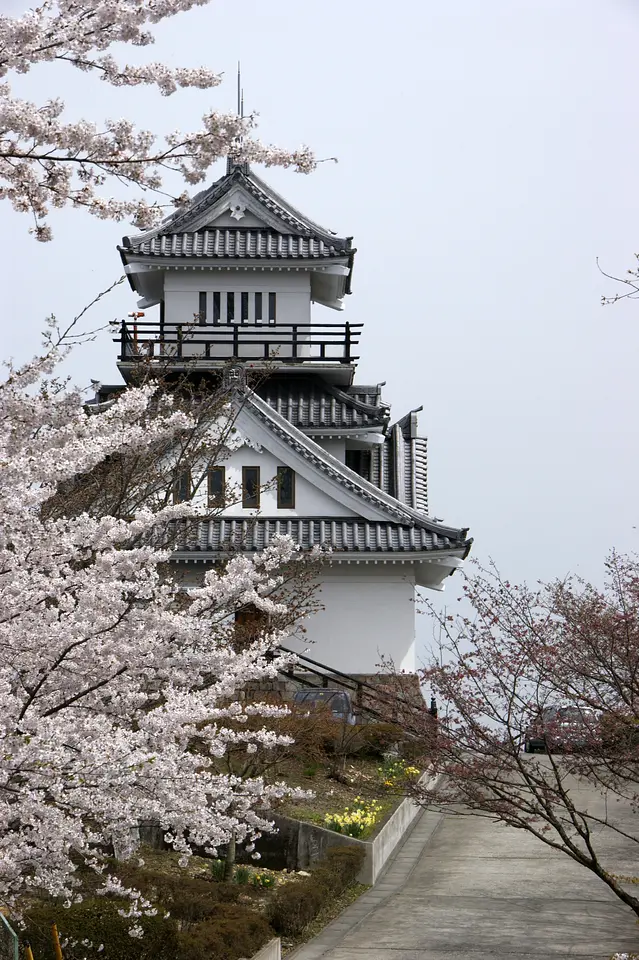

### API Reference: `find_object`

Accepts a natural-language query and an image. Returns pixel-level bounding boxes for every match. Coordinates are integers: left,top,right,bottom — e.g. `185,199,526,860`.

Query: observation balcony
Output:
113,319,363,384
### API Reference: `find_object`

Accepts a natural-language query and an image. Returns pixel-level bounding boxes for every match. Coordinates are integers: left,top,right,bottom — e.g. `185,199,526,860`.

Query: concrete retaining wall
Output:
271,768,438,885
248,938,281,960
136,771,438,887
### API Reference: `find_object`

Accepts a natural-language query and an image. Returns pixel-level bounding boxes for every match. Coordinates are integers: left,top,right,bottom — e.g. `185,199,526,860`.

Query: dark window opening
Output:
208,465,225,507
213,291,221,324
198,291,207,324
345,450,372,482
227,292,235,322
255,292,263,323
277,466,295,509
173,469,191,504
242,466,260,508
268,292,276,324
241,291,249,323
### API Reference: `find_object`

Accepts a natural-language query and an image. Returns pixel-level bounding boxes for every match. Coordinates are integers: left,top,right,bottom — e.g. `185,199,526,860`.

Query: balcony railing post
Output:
120,320,127,359
344,322,351,362
113,320,362,365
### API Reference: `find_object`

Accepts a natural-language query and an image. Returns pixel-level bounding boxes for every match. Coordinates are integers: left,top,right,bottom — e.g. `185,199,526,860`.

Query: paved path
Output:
289,760,639,960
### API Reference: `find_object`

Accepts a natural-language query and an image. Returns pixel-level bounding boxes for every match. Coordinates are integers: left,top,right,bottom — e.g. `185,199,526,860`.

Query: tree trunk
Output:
223,829,236,882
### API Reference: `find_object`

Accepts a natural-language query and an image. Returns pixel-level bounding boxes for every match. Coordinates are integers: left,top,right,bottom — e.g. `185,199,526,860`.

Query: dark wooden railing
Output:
113,320,362,365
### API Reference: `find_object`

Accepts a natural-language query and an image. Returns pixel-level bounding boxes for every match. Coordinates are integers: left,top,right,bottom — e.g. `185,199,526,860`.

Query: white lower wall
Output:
287,565,416,674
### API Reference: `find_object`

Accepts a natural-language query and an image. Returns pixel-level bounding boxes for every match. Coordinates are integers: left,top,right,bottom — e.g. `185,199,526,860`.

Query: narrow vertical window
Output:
213,291,221,324
254,292,263,323
277,466,295,509
227,292,235,322
268,292,277,324
173,469,191,504
207,465,225,507
241,291,249,323
198,291,207,324
242,466,260,508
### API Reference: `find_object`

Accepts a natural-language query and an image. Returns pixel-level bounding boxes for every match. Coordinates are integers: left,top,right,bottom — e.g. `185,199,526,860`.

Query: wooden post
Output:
159,301,165,356
291,325,298,359
176,325,183,359
51,923,63,960
344,322,351,362
232,324,239,358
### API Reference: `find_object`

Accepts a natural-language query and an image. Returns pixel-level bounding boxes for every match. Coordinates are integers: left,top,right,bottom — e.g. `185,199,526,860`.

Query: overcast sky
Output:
5,0,639,607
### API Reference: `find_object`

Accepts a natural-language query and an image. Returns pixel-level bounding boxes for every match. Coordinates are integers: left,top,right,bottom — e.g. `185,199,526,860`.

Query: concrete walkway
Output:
288,761,639,960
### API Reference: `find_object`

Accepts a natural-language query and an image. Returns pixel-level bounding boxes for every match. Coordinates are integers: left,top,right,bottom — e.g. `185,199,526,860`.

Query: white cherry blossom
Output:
0,340,311,905
0,2,315,238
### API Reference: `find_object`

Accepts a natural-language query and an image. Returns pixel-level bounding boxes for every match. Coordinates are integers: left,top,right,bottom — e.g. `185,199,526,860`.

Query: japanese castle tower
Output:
110,161,471,674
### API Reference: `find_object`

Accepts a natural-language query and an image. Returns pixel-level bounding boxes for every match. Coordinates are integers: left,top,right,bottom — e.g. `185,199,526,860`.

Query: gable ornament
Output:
229,200,247,221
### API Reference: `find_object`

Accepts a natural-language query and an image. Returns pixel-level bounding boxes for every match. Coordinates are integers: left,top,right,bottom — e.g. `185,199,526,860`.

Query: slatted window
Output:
173,469,191,504
213,291,221,324
241,291,249,323
276,466,295,509
207,465,225,507
242,466,260,509
255,292,263,323
268,292,277,324
198,291,207,324
227,292,235,322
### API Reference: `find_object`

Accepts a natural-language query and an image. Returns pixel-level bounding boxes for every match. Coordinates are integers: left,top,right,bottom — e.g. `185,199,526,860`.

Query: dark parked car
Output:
292,688,357,725
524,705,599,754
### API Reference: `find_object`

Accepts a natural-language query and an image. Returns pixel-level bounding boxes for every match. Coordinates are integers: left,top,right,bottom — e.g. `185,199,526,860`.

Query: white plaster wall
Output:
163,270,311,326
314,439,346,463
190,445,357,518
287,565,416,673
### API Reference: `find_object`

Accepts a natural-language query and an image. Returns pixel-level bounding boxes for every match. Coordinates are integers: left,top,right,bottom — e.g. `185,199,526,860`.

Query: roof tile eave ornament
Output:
236,387,470,546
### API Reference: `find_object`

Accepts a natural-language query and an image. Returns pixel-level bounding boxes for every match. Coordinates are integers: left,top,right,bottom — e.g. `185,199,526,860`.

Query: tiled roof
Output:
121,166,352,256
240,390,468,541
170,517,470,554
257,377,389,430
125,229,347,260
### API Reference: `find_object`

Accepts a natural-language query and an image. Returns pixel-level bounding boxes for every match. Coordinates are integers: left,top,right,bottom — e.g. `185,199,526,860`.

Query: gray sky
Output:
5,0,639,598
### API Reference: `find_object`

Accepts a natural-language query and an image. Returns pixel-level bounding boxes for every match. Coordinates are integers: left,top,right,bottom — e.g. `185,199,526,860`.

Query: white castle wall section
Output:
163,270,311,326
315,439,346,463
287,565,417,674
190,445,357,518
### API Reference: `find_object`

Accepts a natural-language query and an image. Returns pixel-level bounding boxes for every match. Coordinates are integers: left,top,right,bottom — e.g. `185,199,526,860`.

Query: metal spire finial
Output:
227,62,246,174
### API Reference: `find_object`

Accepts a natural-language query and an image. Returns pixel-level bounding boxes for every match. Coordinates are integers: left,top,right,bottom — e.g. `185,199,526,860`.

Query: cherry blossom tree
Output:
0,331,314,910
397,555,639,919
0,1,316,240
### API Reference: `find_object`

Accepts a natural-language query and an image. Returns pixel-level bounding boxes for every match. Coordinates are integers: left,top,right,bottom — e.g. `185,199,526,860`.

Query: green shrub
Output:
318,845,366,888
23,898,179,960
209,858,226,881
23,897,274,960
269,879,327,936
175,904,273,960
112,866,238,924
358,723,403,758
234,865,250,885
269,845,365,936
